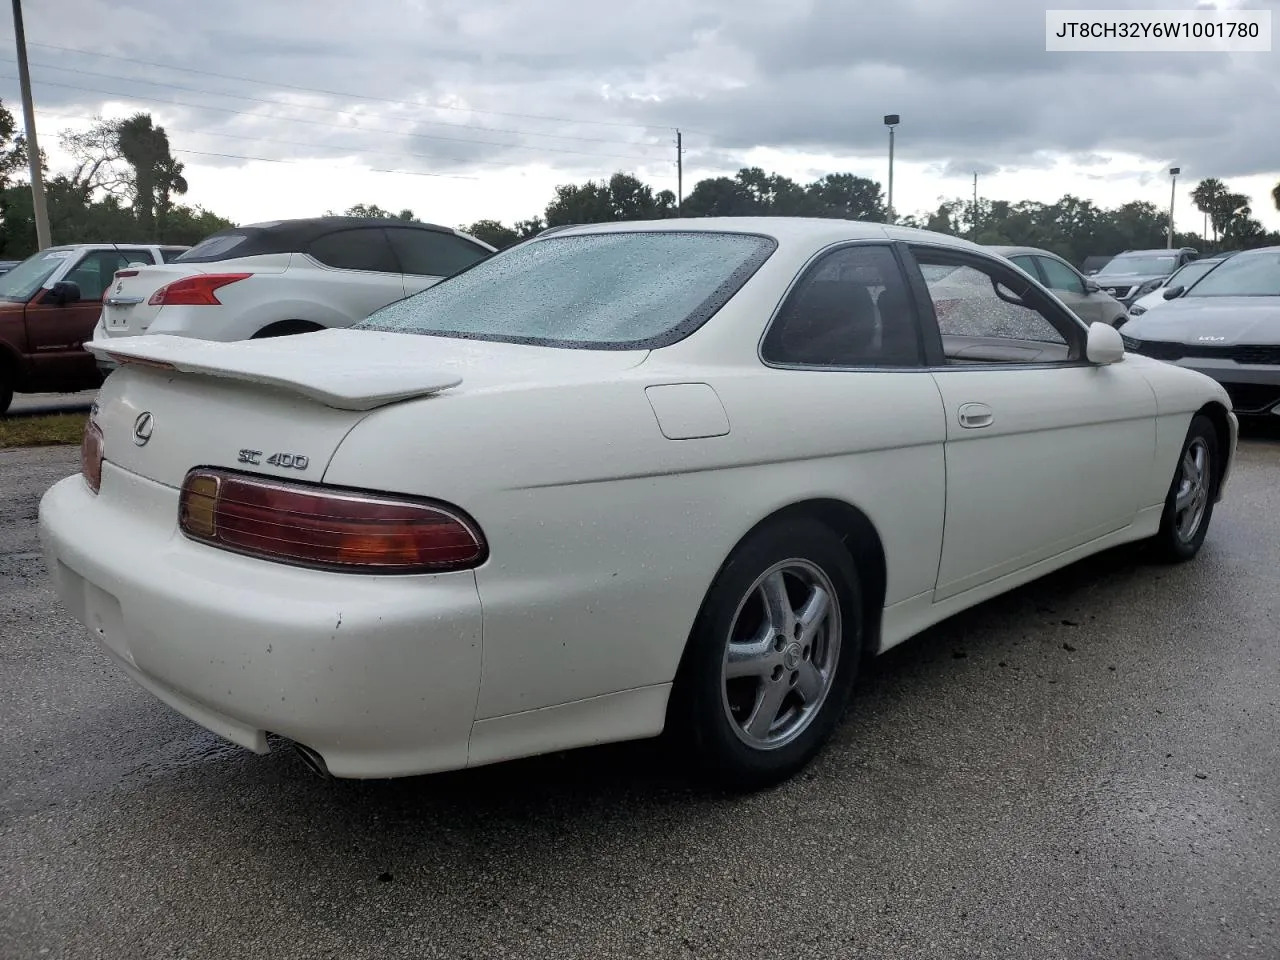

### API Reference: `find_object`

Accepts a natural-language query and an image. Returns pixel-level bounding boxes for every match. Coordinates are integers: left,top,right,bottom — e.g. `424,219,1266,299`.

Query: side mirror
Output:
1086,321,1125,364
1084,278,1101,293
46,280,82,305
1162,285,1185,300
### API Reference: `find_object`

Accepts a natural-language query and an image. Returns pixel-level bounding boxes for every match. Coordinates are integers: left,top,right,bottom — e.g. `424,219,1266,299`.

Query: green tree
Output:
332,202,416,220
543,172,671,226
804,173,886,221
1273,181,1280,213
462,218,520,249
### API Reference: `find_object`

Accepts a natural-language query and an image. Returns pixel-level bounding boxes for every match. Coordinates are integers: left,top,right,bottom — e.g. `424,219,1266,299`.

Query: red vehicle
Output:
0,243,188,413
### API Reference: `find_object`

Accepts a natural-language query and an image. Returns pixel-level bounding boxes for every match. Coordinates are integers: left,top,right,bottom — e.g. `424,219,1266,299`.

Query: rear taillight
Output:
148,273,251,306
178,468,487,574
81,420,104,494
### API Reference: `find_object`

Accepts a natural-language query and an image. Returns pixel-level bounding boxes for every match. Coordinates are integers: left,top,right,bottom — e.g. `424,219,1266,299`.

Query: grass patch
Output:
0,411,88,448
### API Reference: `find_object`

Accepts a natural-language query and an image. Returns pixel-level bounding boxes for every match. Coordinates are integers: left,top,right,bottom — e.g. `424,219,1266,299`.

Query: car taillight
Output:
178,468,487,574
148,273,251,306
81,420,104,494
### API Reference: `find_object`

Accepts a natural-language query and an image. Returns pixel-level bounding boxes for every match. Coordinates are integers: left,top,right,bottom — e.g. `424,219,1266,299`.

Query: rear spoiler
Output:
85,333,462,411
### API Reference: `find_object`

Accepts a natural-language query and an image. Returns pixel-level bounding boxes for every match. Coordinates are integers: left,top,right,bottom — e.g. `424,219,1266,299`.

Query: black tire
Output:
1150,413,1219,563
669,517,862,791
251,320,324,339
0,366,12,416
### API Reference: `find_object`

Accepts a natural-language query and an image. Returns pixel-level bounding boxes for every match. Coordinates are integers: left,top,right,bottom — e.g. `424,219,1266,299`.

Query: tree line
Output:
0,100,1276,270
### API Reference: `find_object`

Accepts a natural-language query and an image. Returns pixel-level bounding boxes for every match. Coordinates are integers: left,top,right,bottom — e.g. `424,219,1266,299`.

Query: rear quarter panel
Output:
322,365,946,720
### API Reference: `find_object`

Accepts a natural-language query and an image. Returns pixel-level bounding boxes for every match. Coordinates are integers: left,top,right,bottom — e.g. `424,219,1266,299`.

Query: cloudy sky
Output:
5,0,1279,234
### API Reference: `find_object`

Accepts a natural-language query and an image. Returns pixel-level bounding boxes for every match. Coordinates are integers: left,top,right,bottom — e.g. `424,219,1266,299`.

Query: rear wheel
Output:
670,518,861,790
1150,414,1219,562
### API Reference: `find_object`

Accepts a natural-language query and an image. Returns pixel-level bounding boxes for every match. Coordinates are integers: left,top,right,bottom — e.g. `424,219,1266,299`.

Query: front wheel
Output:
670,518,862,790
1150,413,1219,562
0,368,12,416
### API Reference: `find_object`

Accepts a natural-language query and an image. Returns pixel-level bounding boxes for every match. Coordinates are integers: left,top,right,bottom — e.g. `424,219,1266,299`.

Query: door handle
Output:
957,402,993,429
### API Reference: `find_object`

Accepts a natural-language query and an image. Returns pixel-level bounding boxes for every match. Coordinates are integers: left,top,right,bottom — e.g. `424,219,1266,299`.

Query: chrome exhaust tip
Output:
292,742,333,779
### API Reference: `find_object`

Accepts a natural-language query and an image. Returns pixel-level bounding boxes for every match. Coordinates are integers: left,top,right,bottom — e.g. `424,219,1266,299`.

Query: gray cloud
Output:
8,0,1279,201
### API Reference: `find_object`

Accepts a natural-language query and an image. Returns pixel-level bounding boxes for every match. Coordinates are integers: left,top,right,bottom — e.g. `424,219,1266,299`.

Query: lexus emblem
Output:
114,280,123,294
1197,335,1226,341
133,411,154,446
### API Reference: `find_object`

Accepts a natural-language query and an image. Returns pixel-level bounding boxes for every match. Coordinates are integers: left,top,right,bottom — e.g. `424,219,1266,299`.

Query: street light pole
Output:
1167,166,1180,250
883,114,899,224
11,0,51,250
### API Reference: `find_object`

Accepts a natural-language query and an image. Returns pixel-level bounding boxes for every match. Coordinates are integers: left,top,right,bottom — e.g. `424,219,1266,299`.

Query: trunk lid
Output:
98,254,292,338
89,328,649,488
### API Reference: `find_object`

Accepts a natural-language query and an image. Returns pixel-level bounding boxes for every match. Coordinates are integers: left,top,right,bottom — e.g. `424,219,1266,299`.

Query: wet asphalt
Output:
1,434,1277,960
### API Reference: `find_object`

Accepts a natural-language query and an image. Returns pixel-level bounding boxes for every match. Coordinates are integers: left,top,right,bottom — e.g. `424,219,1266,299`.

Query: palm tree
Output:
115,113,184,234
1272,180,1280,213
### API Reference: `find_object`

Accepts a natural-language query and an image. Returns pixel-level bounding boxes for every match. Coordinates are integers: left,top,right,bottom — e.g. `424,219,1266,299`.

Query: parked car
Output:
41,218,1236,790
1120,245,1280,415
1092,247,1199,307
92,217,497,372
1128,254,1237,316
988,245,1130,326
0,242,190,414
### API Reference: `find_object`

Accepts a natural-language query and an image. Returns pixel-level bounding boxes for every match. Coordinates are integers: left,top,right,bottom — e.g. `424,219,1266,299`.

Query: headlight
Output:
1121,335,1142,351
1128,304,1146,317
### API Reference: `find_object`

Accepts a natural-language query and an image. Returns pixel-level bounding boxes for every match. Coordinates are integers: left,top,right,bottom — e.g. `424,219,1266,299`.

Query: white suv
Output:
93,216,495,366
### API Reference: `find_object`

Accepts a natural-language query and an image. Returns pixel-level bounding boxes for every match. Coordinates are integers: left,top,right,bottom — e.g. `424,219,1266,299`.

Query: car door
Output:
304,227,408,319
385,226,492,296
24,249,133,388
758,242,948,611
905,243,1157,602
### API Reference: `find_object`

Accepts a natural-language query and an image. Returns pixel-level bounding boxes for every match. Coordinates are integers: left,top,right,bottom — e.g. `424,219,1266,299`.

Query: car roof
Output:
1117,248,1195,255
985,245,1065,259
528,216,986,251
235,216,458,244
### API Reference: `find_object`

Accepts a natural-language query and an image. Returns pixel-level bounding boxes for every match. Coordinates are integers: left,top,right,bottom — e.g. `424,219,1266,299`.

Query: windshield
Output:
1097,254,1179,276
1165,259,1219,290
1184,250,1280,297
357,230,777,349
0,248,74,302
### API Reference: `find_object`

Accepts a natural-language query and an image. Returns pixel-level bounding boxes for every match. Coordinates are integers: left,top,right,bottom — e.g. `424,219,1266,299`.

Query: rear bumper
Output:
38,465,484,778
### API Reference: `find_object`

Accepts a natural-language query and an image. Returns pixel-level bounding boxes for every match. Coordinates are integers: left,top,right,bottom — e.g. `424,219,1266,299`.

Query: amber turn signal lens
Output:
81,421,104,494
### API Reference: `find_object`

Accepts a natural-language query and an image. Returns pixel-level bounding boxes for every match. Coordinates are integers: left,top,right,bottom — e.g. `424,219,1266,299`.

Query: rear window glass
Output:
174,233,250,263
358,231,777,349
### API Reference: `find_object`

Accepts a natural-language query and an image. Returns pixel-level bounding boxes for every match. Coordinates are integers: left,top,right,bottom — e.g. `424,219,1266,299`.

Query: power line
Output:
0,35,683,133
0,71,670,165
0,55,658,148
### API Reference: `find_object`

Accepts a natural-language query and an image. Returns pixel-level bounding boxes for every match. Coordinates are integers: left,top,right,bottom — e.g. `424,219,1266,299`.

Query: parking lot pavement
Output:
5,390,97,418
2,438,1278,960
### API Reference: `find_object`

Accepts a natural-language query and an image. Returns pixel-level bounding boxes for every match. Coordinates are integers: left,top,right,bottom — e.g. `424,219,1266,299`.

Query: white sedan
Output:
91,216,495,364
39,218,1237,789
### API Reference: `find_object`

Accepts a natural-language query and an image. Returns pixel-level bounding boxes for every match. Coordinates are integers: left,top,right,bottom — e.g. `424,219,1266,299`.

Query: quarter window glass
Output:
308,228,399,273
761,245,921,367
385,228,490,278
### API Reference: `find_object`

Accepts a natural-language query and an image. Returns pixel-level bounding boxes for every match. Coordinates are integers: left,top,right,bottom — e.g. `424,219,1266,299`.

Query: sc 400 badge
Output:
238,449,310,469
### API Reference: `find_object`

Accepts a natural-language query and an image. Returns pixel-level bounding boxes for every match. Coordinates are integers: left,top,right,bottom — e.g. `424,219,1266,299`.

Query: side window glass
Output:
63,252,129,301
385,228,490,278
915,254,1075,364
1008,255,1039,277
1036,256,1085,294
761,244,921,368
308,229,399,273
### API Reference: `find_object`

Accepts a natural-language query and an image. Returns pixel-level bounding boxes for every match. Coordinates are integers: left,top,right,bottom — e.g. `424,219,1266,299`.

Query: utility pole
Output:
11,0,50,250
972,171,978,235
883,114,899,223
1166,166,1179,249
675,129,682,215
